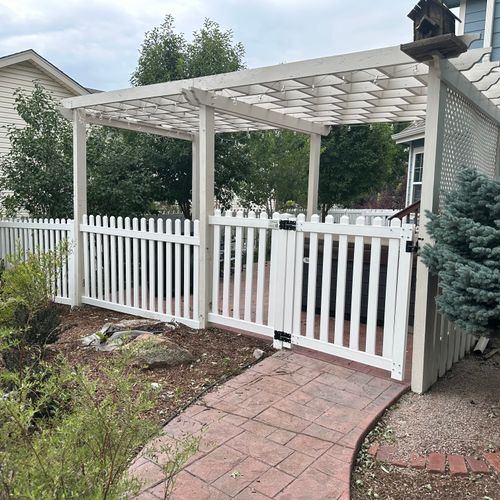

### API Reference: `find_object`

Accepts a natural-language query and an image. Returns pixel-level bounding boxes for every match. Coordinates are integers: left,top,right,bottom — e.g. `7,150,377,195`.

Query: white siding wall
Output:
0,61,78,157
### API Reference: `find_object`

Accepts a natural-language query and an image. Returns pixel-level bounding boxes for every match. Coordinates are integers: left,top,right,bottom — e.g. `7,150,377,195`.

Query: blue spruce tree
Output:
421,167,500,338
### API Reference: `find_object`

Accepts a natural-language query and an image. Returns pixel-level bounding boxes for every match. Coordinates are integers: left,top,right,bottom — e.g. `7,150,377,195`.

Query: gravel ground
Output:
381,354,500,456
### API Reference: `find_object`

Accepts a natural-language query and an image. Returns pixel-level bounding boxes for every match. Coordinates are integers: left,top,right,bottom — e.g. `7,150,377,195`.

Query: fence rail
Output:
0,218,73,305
81,215,200,329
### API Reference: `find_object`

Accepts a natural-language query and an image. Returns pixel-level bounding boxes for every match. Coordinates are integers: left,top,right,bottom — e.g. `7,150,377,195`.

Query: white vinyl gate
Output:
209,210,415,380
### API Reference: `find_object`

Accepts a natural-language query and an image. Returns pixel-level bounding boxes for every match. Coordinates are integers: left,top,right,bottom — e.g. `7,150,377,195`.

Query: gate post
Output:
391,224,415,381
70,109,87,307
412,58,446,393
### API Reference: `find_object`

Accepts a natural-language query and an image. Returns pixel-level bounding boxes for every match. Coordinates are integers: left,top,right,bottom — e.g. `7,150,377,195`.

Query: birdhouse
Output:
401,0,467,62
408,0,461,41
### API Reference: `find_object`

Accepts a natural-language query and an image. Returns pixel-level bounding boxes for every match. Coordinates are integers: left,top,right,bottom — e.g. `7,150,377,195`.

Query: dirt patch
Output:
50,305,275,425
352,354,500,499
381,355,500,457
352,465,499,500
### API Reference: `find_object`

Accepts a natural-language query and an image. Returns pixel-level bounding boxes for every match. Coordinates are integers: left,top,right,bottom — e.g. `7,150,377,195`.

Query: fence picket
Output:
102,216,110,302
193,221,200,321
89,215,96,299
157,219,164,315
117,217,125,305
319,215,334,343
382,218,401,359
222,211,232,317
305,214,320,339
244,211,256,322
366,217,382,354
183,219,191,319
165,219,173,316
349,216,365,351
212,209,222,315
95,216,103,301
140,218,148,310
334,216,349,346
233,211,243,320
292,214,305,337
256,212,268,325
132,218,139,308
174,219,182,318
148,218,156,313
110,216,117,304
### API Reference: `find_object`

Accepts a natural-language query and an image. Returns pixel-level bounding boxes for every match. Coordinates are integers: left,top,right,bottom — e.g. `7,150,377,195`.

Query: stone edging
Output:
368,443,500,475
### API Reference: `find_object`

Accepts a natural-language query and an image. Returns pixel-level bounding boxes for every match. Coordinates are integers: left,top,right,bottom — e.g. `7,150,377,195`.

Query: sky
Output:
0,0,450,91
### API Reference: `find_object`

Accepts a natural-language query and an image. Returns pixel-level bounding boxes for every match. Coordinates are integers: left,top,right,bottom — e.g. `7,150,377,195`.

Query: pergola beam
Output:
61,45,418,110
183,88,330,136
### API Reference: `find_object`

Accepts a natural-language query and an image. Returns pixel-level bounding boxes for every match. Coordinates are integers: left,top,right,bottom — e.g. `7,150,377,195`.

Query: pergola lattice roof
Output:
61,40,500,139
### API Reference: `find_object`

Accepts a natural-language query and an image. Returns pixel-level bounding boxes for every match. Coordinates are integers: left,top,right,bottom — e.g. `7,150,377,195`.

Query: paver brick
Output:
255,407,310,433
484,452,500,473
427,453,446,473
303,423,343,443
252,467,294,497
268,428,296,445
276,451,316,477
212,456,270,497
287,434,332,458
409,454,426,469
447,455,468,476
227,431,293,466
465,456,489,474
367,442,380,457
186,445,246,483
376,445,396,462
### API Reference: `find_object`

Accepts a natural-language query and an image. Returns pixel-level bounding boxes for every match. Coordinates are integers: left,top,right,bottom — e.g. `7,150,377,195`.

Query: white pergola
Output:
61,35,500,392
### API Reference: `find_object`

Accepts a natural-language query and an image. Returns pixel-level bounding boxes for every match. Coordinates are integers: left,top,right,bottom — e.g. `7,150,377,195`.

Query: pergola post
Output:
191,134,200,220
411,59,446,393
197,105,215,328
307,133,322,219
70,109,87,307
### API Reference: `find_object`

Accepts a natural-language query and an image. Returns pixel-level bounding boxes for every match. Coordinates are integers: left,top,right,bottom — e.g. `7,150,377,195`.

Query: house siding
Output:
0,61,76,158
491,0,500,59
464,0,487,49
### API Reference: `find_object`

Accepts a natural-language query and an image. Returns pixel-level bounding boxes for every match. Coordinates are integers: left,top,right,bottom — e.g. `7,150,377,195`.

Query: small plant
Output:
0,355,158,499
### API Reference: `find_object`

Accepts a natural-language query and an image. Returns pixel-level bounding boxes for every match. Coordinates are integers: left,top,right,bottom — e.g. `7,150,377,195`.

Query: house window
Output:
411,148,424,203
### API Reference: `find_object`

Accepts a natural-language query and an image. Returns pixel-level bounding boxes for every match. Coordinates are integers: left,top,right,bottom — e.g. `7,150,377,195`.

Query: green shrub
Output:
421,167,500,337
0,356,159,499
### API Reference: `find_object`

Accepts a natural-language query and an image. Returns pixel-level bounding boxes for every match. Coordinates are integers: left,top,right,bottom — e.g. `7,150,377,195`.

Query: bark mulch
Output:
50,305,275,426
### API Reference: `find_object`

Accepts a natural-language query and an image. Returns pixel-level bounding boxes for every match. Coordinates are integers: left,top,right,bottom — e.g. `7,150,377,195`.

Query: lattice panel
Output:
441,87,498,202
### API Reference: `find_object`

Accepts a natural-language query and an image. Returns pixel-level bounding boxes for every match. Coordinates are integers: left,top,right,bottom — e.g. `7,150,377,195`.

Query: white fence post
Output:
391,224,415,381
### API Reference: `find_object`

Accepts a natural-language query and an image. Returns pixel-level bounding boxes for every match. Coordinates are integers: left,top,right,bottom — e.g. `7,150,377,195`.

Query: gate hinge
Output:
406,240,419,253
274,331,291,343
279,220,297,231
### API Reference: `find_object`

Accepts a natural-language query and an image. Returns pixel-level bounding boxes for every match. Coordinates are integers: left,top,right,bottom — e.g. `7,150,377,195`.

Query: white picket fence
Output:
0,212,416,379
0,218,74,305
80,215,200,328
328,209,398,225
209,210,415,380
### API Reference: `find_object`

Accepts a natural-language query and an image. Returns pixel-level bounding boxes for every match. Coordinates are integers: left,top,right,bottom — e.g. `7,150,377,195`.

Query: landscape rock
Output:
125,333,194,369
253,348,265,360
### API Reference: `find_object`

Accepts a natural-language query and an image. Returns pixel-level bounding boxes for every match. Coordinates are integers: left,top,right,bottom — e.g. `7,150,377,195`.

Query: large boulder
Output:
125,333,194,370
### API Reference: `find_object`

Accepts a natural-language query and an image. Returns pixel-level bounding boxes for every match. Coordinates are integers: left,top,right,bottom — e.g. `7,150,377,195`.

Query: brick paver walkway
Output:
130,350,408,499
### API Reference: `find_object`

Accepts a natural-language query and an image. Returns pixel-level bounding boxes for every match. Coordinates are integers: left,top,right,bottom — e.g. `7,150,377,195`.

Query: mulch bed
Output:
50,305,275,425
351,354,500,499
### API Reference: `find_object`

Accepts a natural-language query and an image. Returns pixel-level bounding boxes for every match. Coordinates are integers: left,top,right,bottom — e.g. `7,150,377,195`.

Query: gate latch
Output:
274,331,291,343
279,220,297,231
406,240,419,253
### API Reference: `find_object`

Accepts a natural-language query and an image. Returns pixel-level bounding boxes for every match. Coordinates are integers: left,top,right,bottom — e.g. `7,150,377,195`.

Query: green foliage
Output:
0,83,73,218
421,167,500,337
237,130,310,213
319,124,407,219
0,357,159,499
0,244,68,345
0,85,158,219
131,16,248,217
